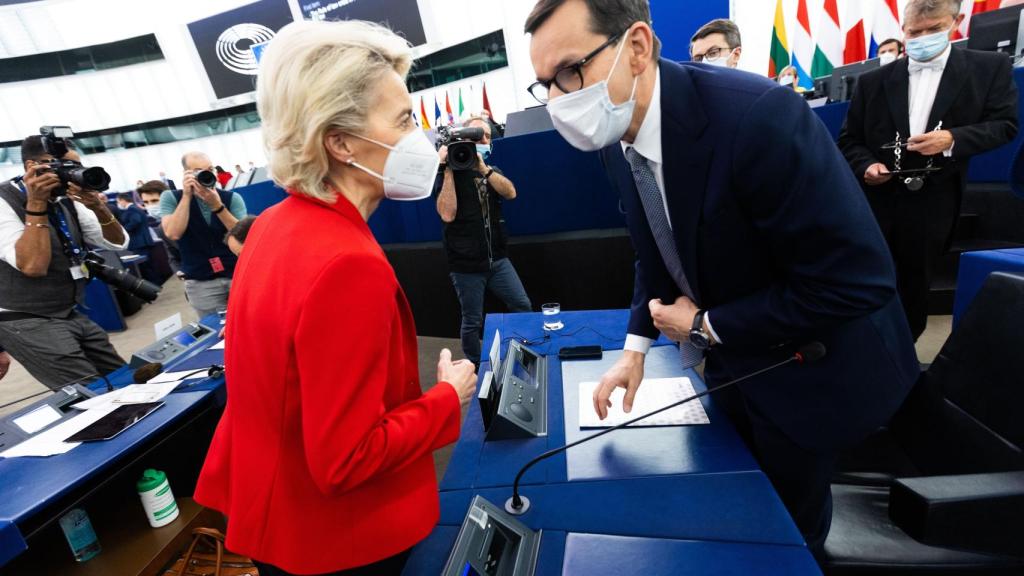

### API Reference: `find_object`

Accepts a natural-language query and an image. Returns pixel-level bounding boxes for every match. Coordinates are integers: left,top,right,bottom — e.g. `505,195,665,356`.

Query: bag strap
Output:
178,528,225,576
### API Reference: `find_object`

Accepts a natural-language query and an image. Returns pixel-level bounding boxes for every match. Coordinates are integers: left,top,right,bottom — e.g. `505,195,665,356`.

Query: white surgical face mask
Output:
146,205,161,218
704,49,735,68
347,129,440,201
476,143,492,159
878,52,898,66
779,74,795,86
906,27,952,62
546,35,639,152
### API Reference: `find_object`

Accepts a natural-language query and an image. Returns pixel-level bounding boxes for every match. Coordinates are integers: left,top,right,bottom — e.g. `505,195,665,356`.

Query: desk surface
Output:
0,318,226,567
441,309,757,490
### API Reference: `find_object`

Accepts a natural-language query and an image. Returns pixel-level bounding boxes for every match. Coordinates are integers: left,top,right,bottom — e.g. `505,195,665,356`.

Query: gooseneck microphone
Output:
504,342,827,515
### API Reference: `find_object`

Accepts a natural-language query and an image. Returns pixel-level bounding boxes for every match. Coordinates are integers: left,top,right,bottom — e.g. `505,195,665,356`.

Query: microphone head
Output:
796,342,826,364
133,362,164,383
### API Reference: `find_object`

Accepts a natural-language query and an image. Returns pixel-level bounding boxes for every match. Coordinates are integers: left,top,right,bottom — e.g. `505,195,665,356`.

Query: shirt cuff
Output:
943,140,955,158
624,334,654,354
705,312,723,345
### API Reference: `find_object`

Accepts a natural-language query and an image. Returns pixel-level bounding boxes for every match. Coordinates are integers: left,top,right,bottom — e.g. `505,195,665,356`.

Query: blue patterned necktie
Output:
624,147,704,369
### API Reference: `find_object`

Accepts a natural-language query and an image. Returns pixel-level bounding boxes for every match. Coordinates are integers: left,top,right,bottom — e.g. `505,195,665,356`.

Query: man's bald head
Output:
181,152,212,171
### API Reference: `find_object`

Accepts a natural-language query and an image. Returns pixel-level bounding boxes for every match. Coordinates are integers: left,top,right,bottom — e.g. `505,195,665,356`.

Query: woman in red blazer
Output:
194,20,478,576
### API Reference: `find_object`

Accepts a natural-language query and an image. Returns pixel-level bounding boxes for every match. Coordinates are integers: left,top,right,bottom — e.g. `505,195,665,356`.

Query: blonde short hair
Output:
256,20,412,202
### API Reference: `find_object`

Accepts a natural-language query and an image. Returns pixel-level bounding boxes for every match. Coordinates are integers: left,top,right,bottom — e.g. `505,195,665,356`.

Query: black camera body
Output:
38,126,111,193
437,126,485,172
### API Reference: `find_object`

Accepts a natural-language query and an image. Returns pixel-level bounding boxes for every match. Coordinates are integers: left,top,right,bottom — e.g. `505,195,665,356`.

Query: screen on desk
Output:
511,348,538,386
172,331,197,347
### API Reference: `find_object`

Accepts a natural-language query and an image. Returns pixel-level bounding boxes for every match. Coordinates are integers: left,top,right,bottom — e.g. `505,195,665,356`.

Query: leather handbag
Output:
164,527,258,576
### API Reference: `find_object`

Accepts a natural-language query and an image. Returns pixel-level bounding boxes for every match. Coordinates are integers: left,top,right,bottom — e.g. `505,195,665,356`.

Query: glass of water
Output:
542,303,563,331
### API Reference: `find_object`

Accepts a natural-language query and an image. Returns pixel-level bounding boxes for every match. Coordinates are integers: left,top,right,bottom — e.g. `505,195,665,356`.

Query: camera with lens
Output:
194,169,218,189
436,126,485,172
82,253,161,303
39,126,112,194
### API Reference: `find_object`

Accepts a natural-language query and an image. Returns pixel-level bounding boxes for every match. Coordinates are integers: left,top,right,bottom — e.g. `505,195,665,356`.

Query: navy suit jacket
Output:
599,60,919,450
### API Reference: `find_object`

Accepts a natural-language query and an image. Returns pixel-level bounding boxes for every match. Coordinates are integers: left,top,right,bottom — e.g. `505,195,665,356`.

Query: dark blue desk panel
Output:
403,529,818,576
437,474,804,547
560,533,821,576
440,309,756,490
0,323,226,567
81,277,126,332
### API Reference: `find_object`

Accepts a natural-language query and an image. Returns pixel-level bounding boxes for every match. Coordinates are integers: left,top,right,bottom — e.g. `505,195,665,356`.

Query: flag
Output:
956,0,1002,39
482,82,494,118
458,87,465,120
844,0,867,64
870,0,901,58
444,91,454,125
812,0,842,78
768,0,790,78
792,0,815,89
433,96,442,127
419,95,431,130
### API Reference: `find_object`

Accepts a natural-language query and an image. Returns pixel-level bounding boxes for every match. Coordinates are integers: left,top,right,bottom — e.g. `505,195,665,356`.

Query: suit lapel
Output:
927,48,968,131
884,59,912,139
659,60,710,304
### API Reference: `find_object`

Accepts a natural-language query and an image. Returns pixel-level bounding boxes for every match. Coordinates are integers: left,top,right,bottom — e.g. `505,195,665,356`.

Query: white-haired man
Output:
840,0,1018,342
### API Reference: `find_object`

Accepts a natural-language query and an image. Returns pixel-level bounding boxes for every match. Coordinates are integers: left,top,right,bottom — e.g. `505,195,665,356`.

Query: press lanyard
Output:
15,179,84,264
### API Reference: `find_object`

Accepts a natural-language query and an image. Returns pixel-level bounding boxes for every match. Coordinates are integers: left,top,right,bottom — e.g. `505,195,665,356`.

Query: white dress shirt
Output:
0,185,128,271
620,69,722,354
908,45,955,157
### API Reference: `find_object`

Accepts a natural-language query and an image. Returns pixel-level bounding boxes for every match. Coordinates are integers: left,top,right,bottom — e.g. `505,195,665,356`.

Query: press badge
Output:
209,257,225,273
70,264,89,280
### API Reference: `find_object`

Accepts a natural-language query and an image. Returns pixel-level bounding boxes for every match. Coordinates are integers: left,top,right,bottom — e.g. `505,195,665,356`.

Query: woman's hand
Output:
437,348,477,408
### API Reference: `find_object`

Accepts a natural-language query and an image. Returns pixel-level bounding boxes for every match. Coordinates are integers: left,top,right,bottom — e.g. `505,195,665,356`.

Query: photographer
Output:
161,152,247,318
0,135,128,389
435,117,531,366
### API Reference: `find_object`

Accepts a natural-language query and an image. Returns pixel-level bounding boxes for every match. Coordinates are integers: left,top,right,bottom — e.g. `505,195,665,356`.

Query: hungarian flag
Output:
812,0,842,78
433,96,442,127
869,0,901,58
482,82,494,118
444,91,454,125
768,0,790,78
792,0,815,89
844,0,867,64
419,95,431,130
458,87,465,120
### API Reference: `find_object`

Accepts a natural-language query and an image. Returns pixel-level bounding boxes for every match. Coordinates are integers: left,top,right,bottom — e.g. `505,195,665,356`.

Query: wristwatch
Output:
690,309,712,351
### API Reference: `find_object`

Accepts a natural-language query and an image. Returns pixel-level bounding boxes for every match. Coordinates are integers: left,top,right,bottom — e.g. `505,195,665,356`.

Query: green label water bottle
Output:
137,469,179,528
58,508,101,562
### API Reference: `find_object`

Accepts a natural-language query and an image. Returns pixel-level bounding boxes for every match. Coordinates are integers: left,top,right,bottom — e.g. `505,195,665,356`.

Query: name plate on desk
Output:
443,496,541,576
479,338,548,441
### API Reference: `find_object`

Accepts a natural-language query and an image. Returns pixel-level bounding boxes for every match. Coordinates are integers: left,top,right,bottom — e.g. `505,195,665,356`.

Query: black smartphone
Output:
558,345,603,360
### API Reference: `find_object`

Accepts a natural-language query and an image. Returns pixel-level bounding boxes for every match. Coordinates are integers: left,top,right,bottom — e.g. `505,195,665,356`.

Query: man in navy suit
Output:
526,0,919,553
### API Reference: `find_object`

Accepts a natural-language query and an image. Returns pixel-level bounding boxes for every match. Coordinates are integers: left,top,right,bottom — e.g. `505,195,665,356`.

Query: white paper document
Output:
72,381,181,411
578,377,710,428
209,339,226,350
143,369,207,385
0,404,119,458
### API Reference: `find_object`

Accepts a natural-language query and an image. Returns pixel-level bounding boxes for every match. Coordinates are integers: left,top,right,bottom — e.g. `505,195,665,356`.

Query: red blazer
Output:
195,191,461,574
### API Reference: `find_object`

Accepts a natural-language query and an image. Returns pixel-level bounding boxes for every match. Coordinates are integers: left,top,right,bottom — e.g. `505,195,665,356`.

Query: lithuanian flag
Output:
768,0,790,78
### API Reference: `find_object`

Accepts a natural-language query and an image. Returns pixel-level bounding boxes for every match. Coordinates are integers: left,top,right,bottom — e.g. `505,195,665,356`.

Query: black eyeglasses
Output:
527,31,624,104
692,45,732,63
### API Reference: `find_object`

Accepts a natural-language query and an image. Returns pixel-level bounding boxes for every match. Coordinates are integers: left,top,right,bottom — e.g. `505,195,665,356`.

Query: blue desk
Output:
415,309,820,575
0,318,226,568
953,248,1024,325
441,310,757,491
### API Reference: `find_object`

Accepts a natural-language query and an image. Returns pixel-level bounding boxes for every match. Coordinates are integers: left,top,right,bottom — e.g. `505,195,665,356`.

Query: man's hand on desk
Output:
649,296,698,343
593,350,645,419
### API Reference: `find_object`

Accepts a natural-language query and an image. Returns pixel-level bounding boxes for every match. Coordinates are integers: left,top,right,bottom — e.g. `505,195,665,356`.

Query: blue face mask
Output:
906,27,951,63
476,144,492,159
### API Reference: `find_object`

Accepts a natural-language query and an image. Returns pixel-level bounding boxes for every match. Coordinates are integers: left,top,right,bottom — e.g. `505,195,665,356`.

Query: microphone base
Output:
504,495,530,516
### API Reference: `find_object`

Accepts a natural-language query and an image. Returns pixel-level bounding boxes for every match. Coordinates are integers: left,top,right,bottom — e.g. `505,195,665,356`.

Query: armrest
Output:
889,471,1024,557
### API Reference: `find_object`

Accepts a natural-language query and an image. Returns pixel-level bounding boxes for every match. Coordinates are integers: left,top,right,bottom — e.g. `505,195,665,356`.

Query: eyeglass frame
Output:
691,45,735,63
527,30,626,104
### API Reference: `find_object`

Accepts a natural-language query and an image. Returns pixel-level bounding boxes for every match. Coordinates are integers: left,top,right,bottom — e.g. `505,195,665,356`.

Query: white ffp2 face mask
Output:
546,36,639,152
348,129,440,201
